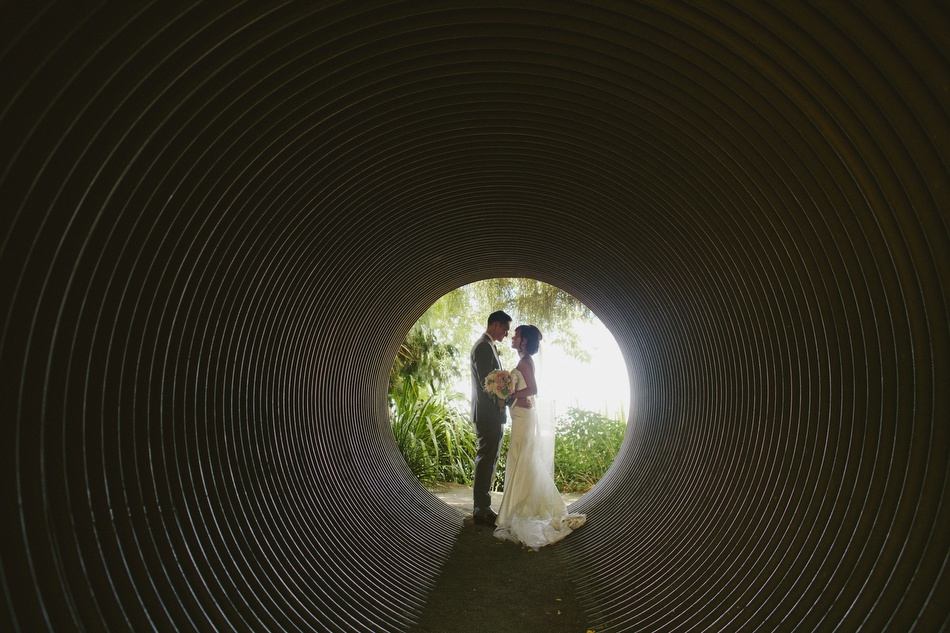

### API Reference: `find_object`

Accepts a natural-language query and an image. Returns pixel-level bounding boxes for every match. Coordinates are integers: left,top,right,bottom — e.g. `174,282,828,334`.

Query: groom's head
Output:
486,310,512,342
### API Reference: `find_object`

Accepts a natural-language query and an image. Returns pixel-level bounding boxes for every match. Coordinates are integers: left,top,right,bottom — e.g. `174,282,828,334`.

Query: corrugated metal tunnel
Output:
2,2,947,631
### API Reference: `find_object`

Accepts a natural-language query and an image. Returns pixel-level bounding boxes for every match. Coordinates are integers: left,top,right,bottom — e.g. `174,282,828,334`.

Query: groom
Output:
470,310,512,526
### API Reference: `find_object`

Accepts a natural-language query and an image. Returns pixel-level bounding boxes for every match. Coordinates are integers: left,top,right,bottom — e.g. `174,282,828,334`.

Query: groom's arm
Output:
472,340,496,384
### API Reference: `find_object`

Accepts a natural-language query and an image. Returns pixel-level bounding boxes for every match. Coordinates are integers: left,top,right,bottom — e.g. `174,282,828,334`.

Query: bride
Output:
494,325,586,550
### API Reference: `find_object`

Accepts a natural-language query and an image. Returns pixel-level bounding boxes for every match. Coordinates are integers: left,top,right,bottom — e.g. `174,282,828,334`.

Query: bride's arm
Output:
511,358,537,406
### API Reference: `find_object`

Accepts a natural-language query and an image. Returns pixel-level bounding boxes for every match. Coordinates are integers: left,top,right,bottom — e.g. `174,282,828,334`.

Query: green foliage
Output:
389,379,477,485
552,406,627,492
388,313,475,485
389,313,461,396
426,278,594,363
492,406,626,493
492,431,511,493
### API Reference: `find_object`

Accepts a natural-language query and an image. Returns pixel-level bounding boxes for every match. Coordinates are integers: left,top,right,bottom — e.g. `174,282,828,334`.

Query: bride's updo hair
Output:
518,325,543,356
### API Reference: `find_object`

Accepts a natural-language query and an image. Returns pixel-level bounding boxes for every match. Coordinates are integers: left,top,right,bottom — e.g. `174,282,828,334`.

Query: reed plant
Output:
389,379,477,485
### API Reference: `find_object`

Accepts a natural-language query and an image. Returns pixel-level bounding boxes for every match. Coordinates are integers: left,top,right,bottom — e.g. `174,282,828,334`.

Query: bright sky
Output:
534,318,630,419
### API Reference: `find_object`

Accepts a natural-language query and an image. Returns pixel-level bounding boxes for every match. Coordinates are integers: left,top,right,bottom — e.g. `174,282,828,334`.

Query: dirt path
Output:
427,482,584,512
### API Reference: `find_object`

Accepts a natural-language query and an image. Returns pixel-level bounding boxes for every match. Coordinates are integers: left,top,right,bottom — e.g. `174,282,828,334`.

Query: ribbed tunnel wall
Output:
2,2,947,631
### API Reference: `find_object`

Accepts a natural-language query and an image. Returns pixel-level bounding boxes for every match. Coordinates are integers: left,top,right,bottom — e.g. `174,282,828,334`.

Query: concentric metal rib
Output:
1,2,947,631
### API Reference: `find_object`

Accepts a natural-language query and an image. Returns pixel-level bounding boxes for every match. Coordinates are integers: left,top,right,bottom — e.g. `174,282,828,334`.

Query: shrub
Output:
389,380,477,485
553,406,626,492
493,406,626,493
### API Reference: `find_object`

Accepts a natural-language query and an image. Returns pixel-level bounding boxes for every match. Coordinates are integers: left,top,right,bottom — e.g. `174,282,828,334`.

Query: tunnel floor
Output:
410,519,591,632
413,484,591,631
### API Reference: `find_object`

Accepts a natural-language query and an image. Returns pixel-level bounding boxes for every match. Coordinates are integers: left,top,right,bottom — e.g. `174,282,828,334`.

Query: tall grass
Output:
389,380,477,485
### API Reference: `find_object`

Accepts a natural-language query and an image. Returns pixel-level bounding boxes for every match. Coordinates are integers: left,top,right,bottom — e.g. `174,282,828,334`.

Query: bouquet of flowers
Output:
483,369,513,409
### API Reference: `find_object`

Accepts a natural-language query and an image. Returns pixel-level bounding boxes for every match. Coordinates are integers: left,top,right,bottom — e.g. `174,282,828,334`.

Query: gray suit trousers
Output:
472,418,504,515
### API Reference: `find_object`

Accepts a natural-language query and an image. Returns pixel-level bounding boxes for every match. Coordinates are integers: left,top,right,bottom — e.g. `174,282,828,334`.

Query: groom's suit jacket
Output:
470,333,507,427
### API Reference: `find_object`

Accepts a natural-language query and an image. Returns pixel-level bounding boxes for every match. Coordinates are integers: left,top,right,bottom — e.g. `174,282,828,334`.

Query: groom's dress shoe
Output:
473,512,497,526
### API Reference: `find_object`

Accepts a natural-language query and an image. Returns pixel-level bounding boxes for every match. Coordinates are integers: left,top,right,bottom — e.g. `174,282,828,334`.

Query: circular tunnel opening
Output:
387,278,632,505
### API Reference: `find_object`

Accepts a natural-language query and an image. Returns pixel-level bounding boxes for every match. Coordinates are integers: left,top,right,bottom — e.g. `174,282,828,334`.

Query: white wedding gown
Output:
494,368,586,550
